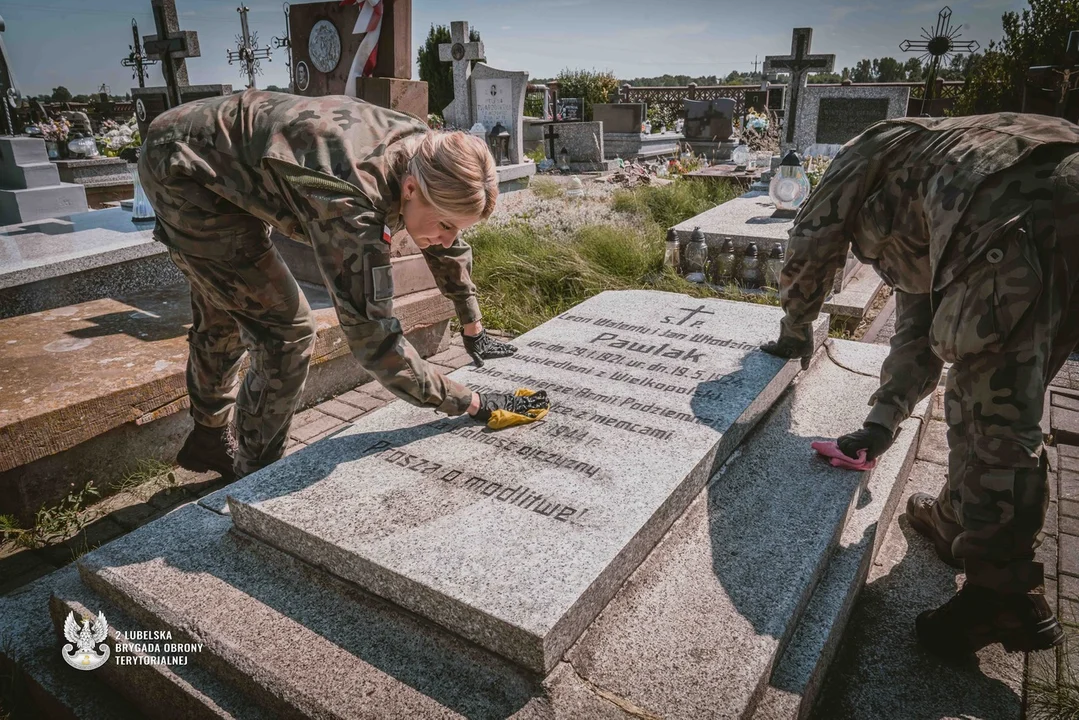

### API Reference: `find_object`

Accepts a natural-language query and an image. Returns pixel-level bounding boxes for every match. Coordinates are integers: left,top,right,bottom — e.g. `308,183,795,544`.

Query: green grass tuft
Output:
612,179,742,229
110,458,172,494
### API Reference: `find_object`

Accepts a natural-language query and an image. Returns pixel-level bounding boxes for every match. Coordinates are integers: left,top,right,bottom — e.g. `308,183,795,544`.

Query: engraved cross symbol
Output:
675,305,715,327
763,28,835,146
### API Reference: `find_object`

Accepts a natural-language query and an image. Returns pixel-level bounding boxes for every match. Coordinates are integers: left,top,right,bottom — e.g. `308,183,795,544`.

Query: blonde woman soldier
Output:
139,89,550,479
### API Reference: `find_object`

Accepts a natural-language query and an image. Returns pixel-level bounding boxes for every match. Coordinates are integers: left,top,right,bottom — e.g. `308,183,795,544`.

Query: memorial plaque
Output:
469,63,528,165
558,97,582,122
474,78,513,130
224,290,823,673
814,97,890,145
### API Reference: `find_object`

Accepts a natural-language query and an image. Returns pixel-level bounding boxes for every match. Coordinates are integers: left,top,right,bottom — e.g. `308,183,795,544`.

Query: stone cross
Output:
438,21,484,128
764,28,835,147
142,0,201,108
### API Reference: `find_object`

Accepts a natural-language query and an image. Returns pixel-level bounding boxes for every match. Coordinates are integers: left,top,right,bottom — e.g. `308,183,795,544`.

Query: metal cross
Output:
438,21,484,128
543,123,559,161
764,28,835,146
0,12,20,137
142,0,200,108
227,5,273,89
271,3,293,90
1024,30,1079,119
900,6,979,114
122,19,158,88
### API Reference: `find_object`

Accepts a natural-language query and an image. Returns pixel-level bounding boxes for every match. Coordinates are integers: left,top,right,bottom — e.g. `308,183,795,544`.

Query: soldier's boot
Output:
915,584,1065,657
906,492,963,569
176,422,237,478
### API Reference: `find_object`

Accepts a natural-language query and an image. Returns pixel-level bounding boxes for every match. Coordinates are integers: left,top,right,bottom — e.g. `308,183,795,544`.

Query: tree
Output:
851,59,874,83
875,57,905,82
807,71,842,83
956,0,1079,115
51,86,72,102
264,84,290,93
903,58,924,82
417,23,481,116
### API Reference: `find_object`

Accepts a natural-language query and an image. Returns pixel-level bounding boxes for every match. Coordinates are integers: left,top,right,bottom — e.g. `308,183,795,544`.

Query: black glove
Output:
472,391,550,423
463,330,518,367
836,422,895,462
760,334,814,370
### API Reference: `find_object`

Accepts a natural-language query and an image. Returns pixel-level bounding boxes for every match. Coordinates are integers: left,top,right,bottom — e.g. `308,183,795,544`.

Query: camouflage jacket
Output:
779,113,1079,431
145,89,481,415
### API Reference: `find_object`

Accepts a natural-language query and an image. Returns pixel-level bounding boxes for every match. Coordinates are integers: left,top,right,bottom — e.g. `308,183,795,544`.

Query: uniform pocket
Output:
930,213,1042,363
226,245,300,312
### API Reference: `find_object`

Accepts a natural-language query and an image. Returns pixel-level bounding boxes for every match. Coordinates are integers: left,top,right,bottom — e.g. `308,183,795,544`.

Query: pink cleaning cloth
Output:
811,440,877,471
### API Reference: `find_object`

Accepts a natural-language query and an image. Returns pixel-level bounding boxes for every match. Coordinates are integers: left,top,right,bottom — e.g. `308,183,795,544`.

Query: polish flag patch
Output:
381,225,392,244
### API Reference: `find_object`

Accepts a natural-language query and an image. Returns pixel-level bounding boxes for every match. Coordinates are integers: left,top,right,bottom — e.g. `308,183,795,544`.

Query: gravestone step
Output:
0,160,61,190
560,340,928,719
0,183,89,225
0,135,52,166
223,291,827,673
47,590,264,719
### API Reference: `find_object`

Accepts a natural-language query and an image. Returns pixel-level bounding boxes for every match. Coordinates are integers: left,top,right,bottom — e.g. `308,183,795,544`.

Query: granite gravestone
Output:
223,290,823,673
592,103,643,133
131,0,231,136
792,84,909,151
470,63,528,165
763,28,835,151
683,98,736,141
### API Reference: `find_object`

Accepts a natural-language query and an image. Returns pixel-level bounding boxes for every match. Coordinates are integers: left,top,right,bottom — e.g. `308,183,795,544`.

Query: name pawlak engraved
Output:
588,333,706,363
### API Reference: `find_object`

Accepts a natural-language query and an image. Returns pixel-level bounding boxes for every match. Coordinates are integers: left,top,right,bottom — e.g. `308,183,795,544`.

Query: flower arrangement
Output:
39,117,71,143
426,113,445,130
95,116,140,157
738,107,780,154
804,155,833,189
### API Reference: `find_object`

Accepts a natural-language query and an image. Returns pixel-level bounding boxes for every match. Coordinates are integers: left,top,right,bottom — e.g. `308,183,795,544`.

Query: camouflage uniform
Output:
779,113,1079,593
139,90,480,476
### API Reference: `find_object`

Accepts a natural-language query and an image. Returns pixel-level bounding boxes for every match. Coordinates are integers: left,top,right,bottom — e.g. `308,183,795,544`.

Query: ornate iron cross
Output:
227,5,273,89
272,3,293,90
122,19,158,88
1024,30,1079,119
900,6,979,113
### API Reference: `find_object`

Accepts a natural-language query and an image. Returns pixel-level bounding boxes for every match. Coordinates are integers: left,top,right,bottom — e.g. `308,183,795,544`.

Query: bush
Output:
554,69,621,121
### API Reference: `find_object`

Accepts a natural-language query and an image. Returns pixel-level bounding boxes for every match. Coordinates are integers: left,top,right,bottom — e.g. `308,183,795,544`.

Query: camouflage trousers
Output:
139,146,317,478
929,147,1079,593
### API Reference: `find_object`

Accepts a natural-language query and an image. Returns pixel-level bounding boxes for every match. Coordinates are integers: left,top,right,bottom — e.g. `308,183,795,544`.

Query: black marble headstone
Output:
814,97,889,145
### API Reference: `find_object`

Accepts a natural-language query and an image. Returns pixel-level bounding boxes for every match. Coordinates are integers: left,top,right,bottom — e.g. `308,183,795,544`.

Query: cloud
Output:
501,26,512,30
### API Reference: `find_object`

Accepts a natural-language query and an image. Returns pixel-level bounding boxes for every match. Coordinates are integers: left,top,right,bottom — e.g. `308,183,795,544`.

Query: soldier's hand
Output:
463,329,517,367
836,422,895,462
471,390,550,429
761,334,814,370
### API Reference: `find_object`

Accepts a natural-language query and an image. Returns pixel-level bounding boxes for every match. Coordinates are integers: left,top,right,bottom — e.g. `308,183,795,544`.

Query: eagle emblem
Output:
61,610,110,671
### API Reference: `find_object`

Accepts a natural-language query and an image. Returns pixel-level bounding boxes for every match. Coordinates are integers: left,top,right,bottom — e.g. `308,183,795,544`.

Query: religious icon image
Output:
308,19,341,74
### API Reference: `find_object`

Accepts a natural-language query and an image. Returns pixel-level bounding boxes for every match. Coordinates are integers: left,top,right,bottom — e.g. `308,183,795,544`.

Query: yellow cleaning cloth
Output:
485,388,550,429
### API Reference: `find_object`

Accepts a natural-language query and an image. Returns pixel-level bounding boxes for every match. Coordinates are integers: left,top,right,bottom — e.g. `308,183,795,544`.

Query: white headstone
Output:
470,63,528,165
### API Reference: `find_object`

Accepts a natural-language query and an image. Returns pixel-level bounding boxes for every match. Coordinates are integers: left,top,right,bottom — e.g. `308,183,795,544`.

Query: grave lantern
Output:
683,227,708,284
558,147,570,172
768,150,811,218
488,122,511,166
663,228,681,271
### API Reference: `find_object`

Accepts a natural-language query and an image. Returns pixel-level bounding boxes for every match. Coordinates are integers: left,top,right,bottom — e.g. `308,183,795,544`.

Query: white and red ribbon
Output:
340,0,383,97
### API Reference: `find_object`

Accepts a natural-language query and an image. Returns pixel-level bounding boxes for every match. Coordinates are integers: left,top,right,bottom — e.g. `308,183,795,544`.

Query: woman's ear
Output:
401,175,416,202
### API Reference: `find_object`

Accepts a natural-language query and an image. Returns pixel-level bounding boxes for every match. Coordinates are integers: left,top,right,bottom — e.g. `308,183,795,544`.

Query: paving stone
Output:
1053,392,1079,413
1046,577,1059,615
1044,500,1059,539
1064,499,1079,520
361,383,396,402
427,345,471,368
290,407,329,430
1061,574,1079,602
1060,533,1079,579
1054,406,1079,444
916,419,950,466
336,389,383,412
225,292,826,674
1060,513,1079,536
316,398,366,422
287,411,342,444
1061,597,1079,627
1037,534,1058,580
1061,470,1079,502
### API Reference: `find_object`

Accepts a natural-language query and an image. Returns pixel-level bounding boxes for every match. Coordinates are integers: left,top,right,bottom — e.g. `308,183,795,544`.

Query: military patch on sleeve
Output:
371,264,394,302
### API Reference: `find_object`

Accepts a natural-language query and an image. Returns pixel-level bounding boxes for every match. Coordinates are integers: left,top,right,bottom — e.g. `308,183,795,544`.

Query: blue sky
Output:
3,0,1025,96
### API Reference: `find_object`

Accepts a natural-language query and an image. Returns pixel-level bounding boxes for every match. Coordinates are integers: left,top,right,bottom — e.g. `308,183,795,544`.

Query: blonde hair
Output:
403,131,499,221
